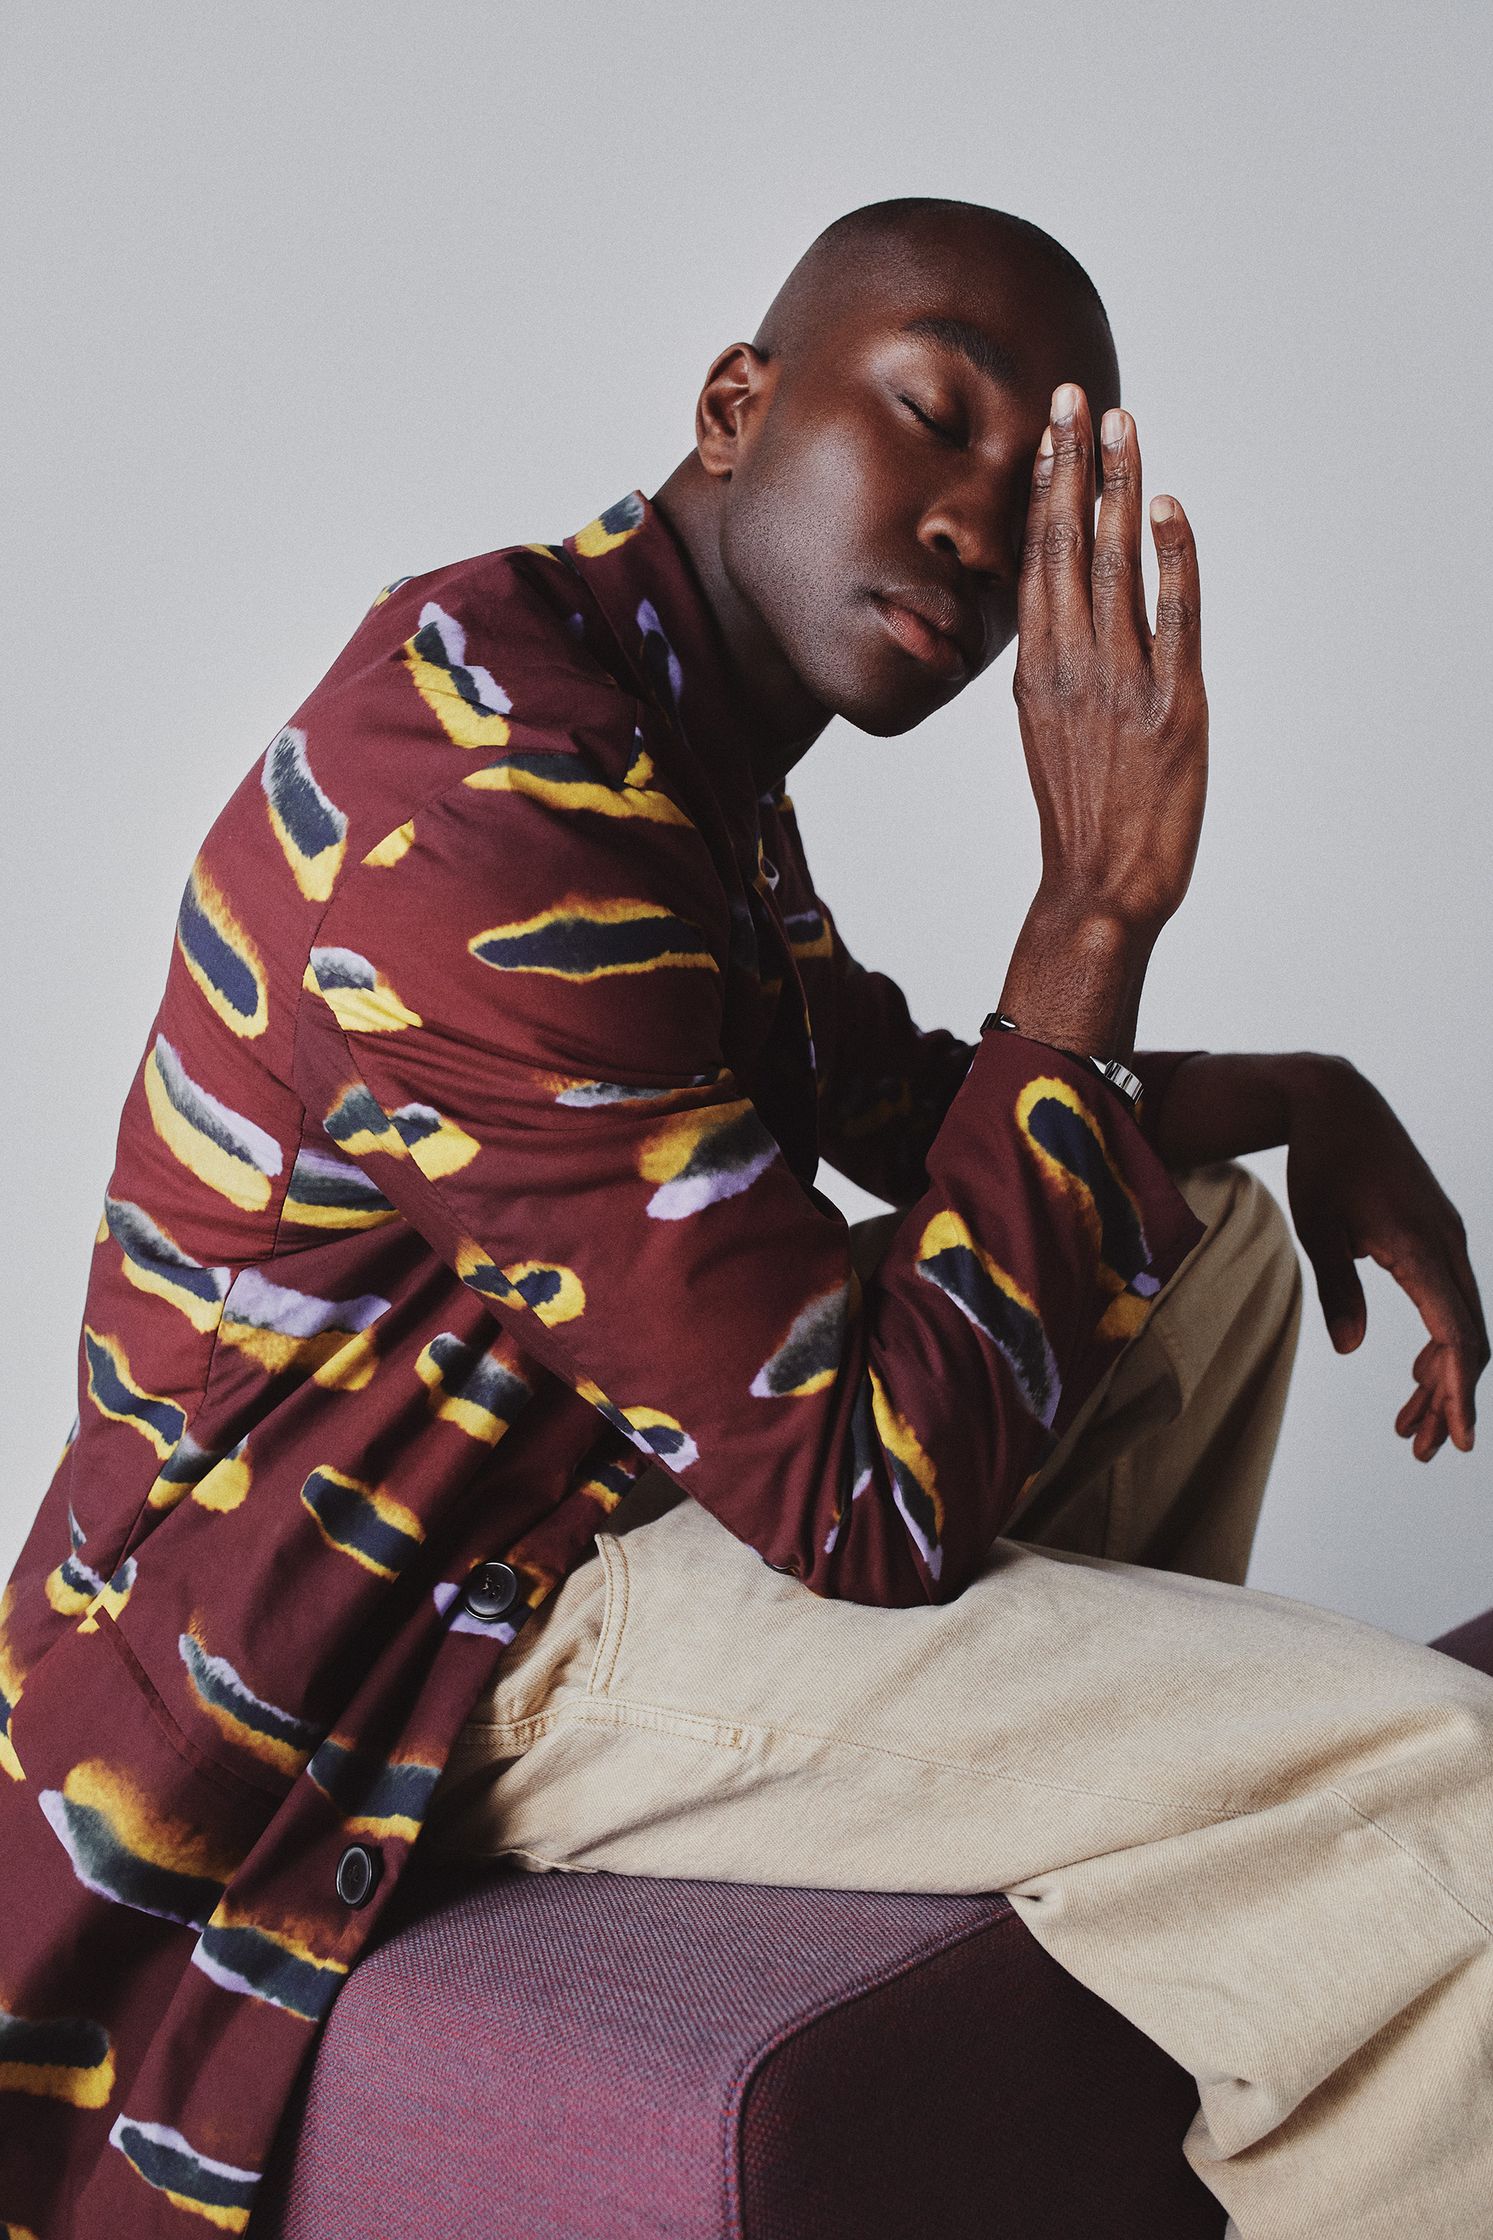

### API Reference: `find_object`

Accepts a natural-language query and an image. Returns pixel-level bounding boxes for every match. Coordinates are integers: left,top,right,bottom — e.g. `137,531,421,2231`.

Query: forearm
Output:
947,875,1336,1181
1147,1050,1341,1170
997,889,1157,1057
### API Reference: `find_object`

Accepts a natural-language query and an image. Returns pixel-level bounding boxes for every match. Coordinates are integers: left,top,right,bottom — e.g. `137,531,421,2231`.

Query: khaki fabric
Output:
423,1163,1493,2240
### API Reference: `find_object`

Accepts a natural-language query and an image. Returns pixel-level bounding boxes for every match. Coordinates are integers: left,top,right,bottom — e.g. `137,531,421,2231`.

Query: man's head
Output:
656,198,1119,747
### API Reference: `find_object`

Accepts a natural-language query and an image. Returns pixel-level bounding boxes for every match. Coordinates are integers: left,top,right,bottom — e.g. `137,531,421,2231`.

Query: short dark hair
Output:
753,197,1111,364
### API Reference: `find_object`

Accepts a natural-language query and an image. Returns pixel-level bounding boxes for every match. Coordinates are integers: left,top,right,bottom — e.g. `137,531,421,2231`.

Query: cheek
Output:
724,409,902,658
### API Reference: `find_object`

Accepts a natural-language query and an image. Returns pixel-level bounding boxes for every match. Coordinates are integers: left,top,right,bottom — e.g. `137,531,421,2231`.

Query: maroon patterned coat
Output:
0,489,1206,2235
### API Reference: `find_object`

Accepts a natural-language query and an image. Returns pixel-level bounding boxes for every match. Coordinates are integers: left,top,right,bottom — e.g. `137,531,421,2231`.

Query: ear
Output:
695,342,775,479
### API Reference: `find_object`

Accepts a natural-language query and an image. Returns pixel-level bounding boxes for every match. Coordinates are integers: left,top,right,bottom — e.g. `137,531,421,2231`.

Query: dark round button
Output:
335,1843,380,1909
460,1560,519,1623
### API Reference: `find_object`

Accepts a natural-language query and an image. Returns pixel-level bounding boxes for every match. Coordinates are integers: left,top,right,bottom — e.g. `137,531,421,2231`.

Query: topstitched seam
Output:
570,1689,1251,1816
1325,1783,1493,1937
589,1533,629,1698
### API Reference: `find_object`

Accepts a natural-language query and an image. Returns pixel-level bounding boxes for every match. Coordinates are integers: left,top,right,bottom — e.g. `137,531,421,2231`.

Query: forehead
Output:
826,246,1120,410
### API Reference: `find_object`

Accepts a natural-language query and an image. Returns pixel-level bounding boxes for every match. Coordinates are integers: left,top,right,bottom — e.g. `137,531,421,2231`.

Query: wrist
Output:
1000,895,1156,1057
1152,1049,1346,1169
1030,878,1169,952
983,1013,1148,1122
1025,886,1155,954
1277,1050,1364,1133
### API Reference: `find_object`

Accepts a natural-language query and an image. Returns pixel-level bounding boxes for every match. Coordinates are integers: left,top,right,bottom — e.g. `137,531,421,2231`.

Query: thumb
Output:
1304,1231,1367,1352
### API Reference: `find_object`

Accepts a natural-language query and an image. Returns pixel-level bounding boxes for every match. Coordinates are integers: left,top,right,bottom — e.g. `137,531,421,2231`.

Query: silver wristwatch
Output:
980,1011,1145,1121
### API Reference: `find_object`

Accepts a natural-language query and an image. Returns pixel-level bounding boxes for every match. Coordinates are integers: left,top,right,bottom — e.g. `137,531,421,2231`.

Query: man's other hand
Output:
1283,1057,1489,1461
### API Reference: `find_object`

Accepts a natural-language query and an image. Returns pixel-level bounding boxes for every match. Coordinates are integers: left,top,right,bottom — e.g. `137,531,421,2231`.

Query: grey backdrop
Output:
3,1,1488,1637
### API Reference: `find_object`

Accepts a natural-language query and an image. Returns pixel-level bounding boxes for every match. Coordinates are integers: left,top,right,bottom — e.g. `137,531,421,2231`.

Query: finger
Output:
1413,1404,1448,1463
1395,1383,1434,1437
1448,1232,1490,1368
1042,382,1097,636
1418,1338,1477,1450
1017,423,1056,641
1442,1353,1477,1449
1414,1221,1489,1378
1092,409,1148,648
1148,493,1202,682
1301,1229,1367,1351
1391,1251,1480,1448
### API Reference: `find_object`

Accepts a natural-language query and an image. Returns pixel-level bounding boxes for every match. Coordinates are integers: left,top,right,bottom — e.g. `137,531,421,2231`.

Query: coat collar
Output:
562,490,772,853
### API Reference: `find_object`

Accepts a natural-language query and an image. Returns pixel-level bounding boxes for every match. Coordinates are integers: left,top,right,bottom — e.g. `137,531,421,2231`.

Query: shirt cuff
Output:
954,1029,1210,1314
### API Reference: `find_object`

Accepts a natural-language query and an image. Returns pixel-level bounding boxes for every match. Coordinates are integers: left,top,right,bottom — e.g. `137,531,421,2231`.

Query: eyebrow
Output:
900,315,1019,390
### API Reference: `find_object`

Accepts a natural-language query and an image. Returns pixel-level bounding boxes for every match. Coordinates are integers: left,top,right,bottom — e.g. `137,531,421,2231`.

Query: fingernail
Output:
1150,495,1175,523
1038,425,1054,457
1052,383,1079,424
1101,409,1125,449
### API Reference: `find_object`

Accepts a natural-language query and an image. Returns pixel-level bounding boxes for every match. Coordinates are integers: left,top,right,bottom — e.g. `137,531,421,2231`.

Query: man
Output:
0,197,1487,2239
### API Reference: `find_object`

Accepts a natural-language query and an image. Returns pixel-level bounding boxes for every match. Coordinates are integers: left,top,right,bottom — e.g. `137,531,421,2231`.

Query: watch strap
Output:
980,1011,1145,1120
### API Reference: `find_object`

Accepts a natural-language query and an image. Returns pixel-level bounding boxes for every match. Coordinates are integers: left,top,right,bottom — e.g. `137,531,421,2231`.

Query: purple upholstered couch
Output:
252,1605,1493,2240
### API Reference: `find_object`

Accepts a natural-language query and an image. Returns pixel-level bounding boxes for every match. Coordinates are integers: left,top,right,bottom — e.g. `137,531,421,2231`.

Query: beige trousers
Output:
424,1164,1493,2240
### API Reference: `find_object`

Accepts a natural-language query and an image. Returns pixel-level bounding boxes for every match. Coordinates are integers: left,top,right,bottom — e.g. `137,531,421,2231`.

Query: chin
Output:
778,636,940,739
790,610,964,737
828,668,958,738
840,700,930,739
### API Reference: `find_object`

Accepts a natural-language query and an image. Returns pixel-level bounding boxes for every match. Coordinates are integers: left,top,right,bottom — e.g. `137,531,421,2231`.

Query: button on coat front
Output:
460,1562,520,1623
334,1845,380,1909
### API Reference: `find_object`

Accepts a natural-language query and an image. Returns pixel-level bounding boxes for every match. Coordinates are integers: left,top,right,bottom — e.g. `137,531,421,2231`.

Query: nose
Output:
918,469,1023,592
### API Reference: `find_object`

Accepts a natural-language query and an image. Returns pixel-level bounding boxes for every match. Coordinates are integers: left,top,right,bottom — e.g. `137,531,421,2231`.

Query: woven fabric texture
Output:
251,1605,1493,2239
252,1869,1220,2238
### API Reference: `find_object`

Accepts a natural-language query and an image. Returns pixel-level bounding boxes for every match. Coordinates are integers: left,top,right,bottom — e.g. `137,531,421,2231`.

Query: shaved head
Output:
752,198,1111,379
654,197,1122,758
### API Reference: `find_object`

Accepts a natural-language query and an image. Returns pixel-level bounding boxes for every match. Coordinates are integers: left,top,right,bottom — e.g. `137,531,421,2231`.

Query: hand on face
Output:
1011,384,1209,937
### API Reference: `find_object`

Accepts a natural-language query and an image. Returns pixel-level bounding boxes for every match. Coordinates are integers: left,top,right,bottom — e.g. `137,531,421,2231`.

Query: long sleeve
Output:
810,900,978,1211
797,882,1208,1204
291,730,1207,1610
817,945,1206,1192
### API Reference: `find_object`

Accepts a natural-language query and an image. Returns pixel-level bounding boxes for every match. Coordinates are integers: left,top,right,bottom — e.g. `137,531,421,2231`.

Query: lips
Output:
871,593,971,678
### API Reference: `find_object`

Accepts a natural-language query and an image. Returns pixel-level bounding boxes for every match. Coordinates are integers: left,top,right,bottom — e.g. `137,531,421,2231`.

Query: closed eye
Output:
898,393,962,447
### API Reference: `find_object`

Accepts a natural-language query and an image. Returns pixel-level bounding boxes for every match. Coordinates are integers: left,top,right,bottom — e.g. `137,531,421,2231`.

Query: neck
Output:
651,456,832,794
